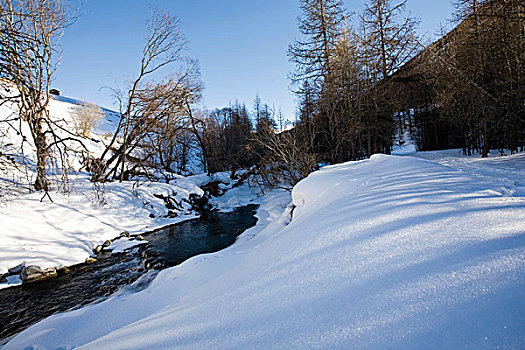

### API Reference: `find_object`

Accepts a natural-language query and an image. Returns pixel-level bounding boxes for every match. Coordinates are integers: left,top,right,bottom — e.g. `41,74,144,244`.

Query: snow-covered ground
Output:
0,91,236,284
0,175,200,276
5,151,524,349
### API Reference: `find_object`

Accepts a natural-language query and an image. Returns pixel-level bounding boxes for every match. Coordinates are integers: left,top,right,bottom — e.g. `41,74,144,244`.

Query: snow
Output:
5,151,524,349
210,181,260,213
49,94,122,137
392,129,417,155
104,237,148,254
391,141,417,155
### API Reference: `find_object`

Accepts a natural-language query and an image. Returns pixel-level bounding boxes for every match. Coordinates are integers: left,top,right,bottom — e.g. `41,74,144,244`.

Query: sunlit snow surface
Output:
0,175,203,277
5,151,524,349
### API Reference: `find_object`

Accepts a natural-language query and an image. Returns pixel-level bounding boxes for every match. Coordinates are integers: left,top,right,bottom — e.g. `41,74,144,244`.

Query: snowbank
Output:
0,175,204,276
5,153,524,349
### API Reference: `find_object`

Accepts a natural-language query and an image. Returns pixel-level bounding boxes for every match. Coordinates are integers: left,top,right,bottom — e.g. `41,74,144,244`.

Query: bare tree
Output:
288,0,347,92
361,0,419,80
359,0,420,155
190,103,253,176
0,0,77,192
92,9,202,182
288,0,349,164
422,0,524,156
73,101,104,138
325,29,368,160
250,122,317,190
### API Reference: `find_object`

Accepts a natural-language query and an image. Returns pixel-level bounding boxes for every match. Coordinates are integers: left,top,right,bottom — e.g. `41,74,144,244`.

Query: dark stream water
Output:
0,204,258,343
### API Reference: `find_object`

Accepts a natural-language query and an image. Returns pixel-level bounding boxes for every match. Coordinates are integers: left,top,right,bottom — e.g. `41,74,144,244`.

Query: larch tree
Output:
359,0,419,155
288,0,348,163
253,95,262,130
288,0,347,93
441,0,524,157
326,28,368,160
417,0,523,157
361,0,419,80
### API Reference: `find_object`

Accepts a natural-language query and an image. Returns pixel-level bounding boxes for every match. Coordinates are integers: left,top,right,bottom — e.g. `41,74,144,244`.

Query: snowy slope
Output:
5,153,524,349
0,89,117,194
49,94,122,136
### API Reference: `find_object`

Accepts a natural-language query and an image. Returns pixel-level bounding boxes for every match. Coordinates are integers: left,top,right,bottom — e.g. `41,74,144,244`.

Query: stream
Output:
0,204,258,343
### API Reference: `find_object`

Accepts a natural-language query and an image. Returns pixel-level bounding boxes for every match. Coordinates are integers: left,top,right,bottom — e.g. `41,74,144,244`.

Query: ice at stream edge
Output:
0,275,22,290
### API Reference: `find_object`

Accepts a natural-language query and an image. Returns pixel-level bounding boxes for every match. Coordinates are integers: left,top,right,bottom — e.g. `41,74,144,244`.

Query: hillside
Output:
5,151,524,349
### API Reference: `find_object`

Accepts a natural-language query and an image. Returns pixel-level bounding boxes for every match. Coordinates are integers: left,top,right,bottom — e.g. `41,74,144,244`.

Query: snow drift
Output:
5,153,525,349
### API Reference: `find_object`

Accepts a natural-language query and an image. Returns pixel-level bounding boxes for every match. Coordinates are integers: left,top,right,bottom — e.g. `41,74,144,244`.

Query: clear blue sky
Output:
54,0,454,120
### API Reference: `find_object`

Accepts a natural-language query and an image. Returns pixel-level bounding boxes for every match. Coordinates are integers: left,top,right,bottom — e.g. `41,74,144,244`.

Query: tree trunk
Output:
481,119,490,158
33,120,49,191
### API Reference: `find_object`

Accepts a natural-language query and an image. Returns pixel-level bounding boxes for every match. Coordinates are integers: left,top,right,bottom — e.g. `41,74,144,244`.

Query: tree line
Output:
1,0,523,195
420,0,524,156
287,0,524,165
288,0,420,164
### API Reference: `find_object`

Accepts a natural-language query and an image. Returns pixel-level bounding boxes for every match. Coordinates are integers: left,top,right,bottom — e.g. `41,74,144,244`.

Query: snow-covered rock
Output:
104,237,148,254
0,89,212,279
20,265,57,283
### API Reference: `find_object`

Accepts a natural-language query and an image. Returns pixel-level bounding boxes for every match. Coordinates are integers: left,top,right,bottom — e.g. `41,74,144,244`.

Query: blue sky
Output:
54,0,454,120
